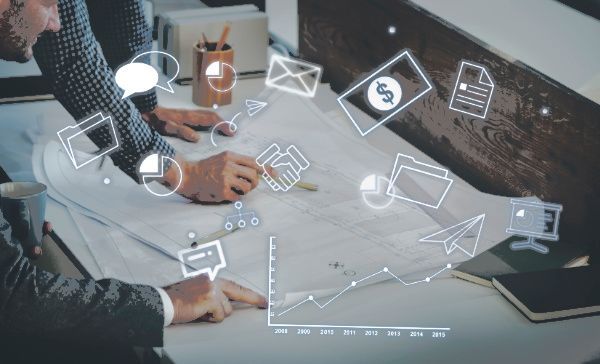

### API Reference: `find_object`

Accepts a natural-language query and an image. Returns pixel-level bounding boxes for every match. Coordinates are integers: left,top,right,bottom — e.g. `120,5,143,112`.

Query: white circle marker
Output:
188,231,196,239
388,25,397,35
103,177,111,185
367,76,402,112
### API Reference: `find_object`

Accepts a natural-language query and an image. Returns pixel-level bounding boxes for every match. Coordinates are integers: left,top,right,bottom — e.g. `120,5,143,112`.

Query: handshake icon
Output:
256,143,310,192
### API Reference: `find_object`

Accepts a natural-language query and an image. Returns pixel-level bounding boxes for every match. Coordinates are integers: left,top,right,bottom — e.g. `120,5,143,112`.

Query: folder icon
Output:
57,112,120,169
386,154,454,209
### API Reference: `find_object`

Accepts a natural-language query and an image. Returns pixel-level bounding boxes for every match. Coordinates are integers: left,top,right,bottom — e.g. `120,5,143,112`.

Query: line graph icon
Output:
267,236,451,332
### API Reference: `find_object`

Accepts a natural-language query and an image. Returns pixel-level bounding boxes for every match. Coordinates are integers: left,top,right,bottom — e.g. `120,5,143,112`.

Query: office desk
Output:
2,4,600,361
3,74,599,363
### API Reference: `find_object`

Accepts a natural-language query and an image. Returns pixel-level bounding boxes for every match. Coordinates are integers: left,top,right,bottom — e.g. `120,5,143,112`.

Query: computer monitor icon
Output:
506,199,563,254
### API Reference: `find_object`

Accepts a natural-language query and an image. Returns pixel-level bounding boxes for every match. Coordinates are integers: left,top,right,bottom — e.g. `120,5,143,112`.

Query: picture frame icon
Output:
57,112,119,169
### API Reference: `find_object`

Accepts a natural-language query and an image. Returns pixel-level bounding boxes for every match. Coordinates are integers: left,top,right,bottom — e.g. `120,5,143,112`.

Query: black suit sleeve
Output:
0,210,164,346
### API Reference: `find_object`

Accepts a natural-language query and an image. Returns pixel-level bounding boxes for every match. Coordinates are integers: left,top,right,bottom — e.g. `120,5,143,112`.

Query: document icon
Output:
386,154,453,209
265,54,323,98
337,48,434,136
449,60,495,119
57,112,119,169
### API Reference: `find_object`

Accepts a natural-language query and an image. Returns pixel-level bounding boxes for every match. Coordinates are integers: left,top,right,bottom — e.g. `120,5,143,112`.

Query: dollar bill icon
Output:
337,49,434,136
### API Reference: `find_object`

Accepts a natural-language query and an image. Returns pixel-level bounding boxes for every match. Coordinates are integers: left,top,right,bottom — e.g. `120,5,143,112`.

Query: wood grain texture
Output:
299,0,600,245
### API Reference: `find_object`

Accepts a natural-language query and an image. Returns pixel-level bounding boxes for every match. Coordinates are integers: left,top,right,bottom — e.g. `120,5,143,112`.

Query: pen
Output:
202,32,209,48
216,22,231,51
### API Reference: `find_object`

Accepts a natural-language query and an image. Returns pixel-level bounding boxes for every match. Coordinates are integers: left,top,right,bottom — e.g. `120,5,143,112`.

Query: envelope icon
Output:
265,54,323,98
386,153,454,209
57,112,120,169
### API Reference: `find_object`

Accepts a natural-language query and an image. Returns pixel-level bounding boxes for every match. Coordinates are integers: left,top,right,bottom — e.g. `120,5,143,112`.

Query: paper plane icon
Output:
246,99,268,117
419,214,485,258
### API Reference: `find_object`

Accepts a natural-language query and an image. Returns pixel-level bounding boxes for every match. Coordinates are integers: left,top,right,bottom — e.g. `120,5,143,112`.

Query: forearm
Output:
33,0,173,181
0,216,164,345
85,0,158,113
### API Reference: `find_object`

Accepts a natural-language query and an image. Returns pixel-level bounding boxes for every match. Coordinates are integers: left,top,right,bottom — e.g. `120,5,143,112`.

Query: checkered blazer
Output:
33,0,174,181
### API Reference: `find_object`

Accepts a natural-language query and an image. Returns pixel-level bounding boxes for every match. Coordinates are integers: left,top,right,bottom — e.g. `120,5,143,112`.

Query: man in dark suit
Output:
0,0,267,352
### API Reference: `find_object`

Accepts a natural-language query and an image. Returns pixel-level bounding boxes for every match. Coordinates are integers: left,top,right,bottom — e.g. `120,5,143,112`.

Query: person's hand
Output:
163,274,267,324
163,152,272,203
141,106,234,143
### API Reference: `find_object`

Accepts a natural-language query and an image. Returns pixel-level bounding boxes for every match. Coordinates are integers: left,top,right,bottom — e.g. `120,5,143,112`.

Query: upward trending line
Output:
276,263,452,317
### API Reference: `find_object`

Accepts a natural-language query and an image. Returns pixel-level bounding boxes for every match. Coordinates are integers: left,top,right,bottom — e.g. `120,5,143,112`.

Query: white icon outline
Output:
265,54,323,98
418,214,486,258
224,201,260,231
57,112,119,170
245,99,268,117
360,174,396,210
138,153,183,197
210,112,241,147
178,239,226,281
506,199,563,254
118,51,180,98
206,61,238,93
448,60,495,119
386,153,453,209
256,143,310,192
337,49,434,137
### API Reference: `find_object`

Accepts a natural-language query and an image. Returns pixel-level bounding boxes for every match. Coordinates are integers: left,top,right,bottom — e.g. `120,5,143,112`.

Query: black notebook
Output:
492,266,600,322
451,236,589,287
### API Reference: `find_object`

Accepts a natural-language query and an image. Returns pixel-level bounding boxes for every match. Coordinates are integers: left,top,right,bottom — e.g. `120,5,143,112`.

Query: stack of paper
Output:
33,84,512,305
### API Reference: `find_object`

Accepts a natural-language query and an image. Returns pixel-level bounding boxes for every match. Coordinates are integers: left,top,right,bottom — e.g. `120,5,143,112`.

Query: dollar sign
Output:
376,81,394,105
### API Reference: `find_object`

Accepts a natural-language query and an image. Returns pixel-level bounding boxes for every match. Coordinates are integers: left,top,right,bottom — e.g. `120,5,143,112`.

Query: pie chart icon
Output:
205,61,237,93
139,153,183,197
360,174,395,210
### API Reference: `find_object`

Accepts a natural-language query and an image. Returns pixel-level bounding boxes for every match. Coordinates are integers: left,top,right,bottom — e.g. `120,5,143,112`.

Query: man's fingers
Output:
216,122,236,137
233,164,259,188
43,221,52,235
220,279,268,308
182,110,222,127
225,152,262,172
175,124,200,142
228,177,252,196
208,302,226,323
222,298,233,317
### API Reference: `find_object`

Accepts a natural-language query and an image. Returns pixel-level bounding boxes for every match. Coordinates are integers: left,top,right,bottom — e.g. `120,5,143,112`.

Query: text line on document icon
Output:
449,60,495,119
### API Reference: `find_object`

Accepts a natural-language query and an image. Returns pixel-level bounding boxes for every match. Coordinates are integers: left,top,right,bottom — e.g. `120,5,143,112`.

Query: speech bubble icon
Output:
116,51,180,99
115,63,158,99
177,239,226,281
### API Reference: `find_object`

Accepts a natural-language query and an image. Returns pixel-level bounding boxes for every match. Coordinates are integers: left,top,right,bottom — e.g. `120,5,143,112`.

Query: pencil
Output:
202,32,209,47
194,226,239,246
216,22,231,51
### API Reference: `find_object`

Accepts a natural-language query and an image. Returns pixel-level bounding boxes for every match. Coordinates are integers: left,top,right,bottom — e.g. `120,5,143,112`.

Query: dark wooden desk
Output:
298,0,600,250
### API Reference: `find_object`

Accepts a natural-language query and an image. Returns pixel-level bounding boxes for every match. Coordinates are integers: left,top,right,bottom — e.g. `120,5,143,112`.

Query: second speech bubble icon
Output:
115,51,180,99
178,240,226,281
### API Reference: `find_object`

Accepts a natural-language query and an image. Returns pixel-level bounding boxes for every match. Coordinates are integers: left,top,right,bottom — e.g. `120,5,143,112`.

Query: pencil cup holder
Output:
192,42,234,107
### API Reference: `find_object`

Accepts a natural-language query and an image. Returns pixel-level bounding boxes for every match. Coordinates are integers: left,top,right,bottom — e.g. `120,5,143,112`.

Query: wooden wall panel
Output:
298,0,600,245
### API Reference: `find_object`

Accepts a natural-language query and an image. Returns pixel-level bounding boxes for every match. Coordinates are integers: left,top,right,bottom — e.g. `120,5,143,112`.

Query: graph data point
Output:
351,281,357,286
383,267,388,272
447,263,452,268
308,295,314,300
425,277,431,282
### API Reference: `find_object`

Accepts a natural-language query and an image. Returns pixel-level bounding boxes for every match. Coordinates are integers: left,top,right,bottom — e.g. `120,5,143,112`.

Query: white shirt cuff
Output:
155,287,174,327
